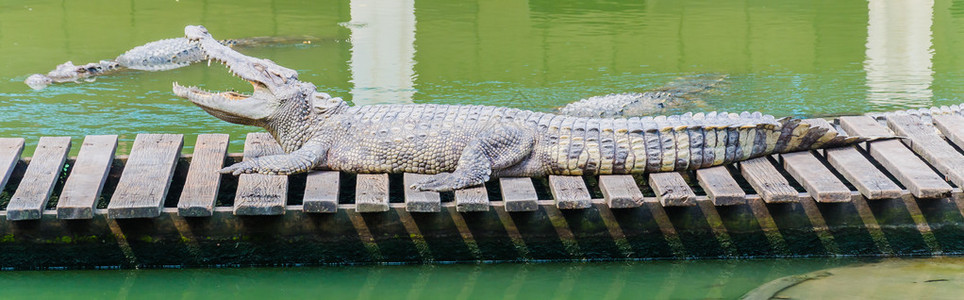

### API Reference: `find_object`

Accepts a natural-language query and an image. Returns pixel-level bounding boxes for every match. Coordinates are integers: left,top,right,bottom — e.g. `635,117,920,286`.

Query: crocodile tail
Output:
771,117,881,154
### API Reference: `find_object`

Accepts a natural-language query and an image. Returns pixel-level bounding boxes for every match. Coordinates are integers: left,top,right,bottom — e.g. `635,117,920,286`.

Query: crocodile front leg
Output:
411,125,535,192
221,139,328,175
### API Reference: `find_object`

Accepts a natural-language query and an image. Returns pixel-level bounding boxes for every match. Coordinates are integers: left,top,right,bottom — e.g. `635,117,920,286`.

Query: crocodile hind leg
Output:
411,125,535,192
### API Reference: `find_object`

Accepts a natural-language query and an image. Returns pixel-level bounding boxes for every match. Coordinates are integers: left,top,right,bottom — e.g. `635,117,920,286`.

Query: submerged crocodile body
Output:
24,36,314,90
171,25,879,192
559,74,726,117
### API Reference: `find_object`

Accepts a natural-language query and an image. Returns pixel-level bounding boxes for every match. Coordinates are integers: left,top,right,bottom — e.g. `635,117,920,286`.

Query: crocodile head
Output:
172,25,343,128
25,60,120,90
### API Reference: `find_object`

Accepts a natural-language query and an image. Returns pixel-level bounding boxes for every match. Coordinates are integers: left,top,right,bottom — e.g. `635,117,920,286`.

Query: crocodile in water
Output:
24,36,316,90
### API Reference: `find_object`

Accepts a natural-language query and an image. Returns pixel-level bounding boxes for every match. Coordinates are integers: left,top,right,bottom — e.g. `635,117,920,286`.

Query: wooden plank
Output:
108,134,182,219
6,137,71,221
804,118,901,200
598,175,643,208
177,134,229,217
234,132,287,215
57,135,117,219
780,151,851,202
888,114,964,187
648,172,696,206
499,177,538,212
303,171,339,213
824,147,902,199
695,166,745,206
355,173,389,212
839,116,951,198
0,138,25,191
403,173,441,212
776,118,852,203
739,157,798,203
933,114,964,148
454,185,489,212
548,175,591,209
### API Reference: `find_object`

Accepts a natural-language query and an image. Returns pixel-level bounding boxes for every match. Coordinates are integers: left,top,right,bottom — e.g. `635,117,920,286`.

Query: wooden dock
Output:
3,112,964,268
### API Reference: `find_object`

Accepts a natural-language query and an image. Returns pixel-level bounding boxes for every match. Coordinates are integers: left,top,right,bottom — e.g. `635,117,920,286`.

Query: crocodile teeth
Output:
208,59,212,67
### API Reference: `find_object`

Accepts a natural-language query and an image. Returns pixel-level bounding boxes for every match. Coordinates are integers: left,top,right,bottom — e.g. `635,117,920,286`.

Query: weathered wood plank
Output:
888,114,964,187
177,134,229,217
0,138,25,191
695,166,745,206
548,175,591,209
839,116,951,198
598,175,643,208
107,134,183,219
7,137,71,221
777,118,852,203
648,172,696,207
499,177,538,212
781,151,851,203
454,185,489,212
303,171,339,213
739,157,798,203
806,118,901,200
403,173,441,212
933,114,964,149
356,173,390,212
57,135,117,219
234,132,287,215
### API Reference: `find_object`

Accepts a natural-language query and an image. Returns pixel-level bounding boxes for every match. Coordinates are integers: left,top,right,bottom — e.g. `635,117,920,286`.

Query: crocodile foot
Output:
219,159,292,176
410,173,464,192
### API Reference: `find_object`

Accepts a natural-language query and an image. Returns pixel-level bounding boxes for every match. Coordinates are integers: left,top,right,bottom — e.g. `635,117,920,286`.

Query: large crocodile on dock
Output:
24,36,316,90
172,25,878,192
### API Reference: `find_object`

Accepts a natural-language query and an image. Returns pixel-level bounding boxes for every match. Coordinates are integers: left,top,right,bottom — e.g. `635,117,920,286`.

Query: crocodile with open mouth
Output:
173,25,879,192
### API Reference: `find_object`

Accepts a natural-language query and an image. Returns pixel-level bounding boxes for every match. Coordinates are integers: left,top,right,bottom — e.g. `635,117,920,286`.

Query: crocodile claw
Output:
220,161,259,176
409,173,458,192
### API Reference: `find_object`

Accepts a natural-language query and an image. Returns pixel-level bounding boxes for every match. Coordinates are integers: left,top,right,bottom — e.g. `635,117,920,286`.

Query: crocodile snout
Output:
184,25,211,41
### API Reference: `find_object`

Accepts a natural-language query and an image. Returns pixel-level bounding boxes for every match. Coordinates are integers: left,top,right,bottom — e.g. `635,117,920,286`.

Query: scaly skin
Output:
558,74,726,117
25,36,315,90
173,25,880,192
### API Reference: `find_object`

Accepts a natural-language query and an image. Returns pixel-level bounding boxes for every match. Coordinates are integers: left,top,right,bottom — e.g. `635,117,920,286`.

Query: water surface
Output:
0,258,866,299
3,0,964,153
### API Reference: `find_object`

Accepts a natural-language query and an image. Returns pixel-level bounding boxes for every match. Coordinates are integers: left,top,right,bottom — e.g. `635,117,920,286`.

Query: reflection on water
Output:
0,259,866,299
347,0,417,105
1,0,964,155
865,0,936,109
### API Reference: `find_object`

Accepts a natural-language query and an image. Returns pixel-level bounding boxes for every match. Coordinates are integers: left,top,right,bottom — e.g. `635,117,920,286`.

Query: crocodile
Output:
25,31,722,118
558,74,726,117
173,25,879,192
24,36,315,90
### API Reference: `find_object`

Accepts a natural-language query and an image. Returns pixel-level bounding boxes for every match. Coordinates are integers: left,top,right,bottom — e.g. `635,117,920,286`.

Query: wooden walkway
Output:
3,112,964,267
3,114,955,217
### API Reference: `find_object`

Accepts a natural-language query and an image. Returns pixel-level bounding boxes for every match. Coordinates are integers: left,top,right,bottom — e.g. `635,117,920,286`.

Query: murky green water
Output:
3,0,964,153
0,259,869,299
1,0,962,297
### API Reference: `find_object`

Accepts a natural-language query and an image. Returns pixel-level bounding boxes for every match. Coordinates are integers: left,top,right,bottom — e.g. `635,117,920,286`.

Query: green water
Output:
1,0,962,297
0,259,869,299
3,0,964,153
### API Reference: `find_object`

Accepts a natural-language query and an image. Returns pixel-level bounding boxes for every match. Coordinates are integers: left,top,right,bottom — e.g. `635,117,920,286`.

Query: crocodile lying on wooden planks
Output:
24,36,317,90
172,25,885,192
